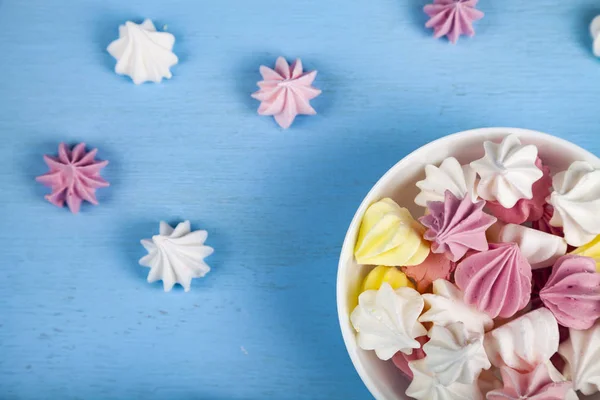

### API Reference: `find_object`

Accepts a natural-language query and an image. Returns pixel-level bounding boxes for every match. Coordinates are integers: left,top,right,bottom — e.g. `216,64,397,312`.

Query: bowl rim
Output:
336,127,600,400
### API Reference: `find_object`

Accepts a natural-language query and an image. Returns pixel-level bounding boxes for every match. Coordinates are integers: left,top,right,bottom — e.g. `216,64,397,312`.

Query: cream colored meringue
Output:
423,322,491,385
139,221,213,292
350,283,427,360
107,19,178,84
415,157,478,207
470,135,543,208
494,223,567,269
419,280,494,334
548,161,600,247
483,308,559,372
406,359,483,400
591,15,600,57
558,320,600,396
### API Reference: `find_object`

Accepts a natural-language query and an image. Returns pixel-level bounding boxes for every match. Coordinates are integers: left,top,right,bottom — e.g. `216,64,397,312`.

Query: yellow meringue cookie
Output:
571,234,600,272
354,198,430,266
361,265,415,292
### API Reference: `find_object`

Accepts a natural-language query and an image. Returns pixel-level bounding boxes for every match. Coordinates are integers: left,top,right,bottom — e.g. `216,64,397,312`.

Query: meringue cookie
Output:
140,221,213,292
360,265,415,292
558,320,600,395
455,243,532,319
419,192,496,262
423,0,484,44
540,255,600,330
485,158,552,224
483,308,559,372
107,19,178,84
487,364,573,400
350,283,427,360
392,335,428,379
415,158,478,207
494,224,567,269
403,252,455,294
571,234,600,272
591,15,600,57
406,359,483,400
548,161,600,247
470,135,543,208
423,322,491,385
419,280,494,334
354,198,430,266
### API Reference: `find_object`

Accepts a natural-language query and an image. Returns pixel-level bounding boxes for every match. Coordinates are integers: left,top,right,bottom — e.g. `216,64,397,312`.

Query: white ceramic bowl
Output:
337,127,600,400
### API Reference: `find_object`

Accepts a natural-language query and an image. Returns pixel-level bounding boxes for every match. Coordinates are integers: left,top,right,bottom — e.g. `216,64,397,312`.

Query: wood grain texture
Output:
0,0,599,399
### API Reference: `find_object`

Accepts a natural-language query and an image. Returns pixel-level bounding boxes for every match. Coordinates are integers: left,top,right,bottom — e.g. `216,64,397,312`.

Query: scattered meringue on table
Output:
251,57,321,129
139,221,213,292
107,19,178,84
36,143,109,214
423,0,484,44
591,15,600,57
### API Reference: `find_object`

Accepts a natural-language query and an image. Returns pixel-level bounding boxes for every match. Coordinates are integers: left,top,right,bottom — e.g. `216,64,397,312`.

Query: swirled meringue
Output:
494,224,567,269
470,135,543,209
415,157,478,207
423,322,491,385
392,335,428,379
483,308,559,372
540,255,600,330
487,364,573,400
419,280,493,334
406,359,483,400
548,161,600,247
485,158,552,224
419,191,496,262
571,234,600,272
455,242,532,318
558,320,600,395
360,265,414,292
139,221,213,292
403,252,455,294
107,19,178,84
350,283,426,360
591,15,600,57
354,198,430,266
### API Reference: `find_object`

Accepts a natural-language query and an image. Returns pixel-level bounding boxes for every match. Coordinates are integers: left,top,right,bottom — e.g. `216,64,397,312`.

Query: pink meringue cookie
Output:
423,0,484,44
391,336,428,379
419,191,497,262
532,204,564,237
455,242,532,319
540,255,600,330
487,364,573,400
251,57,321,129
36,142,109,213
403,252,456,294
486,158,552,225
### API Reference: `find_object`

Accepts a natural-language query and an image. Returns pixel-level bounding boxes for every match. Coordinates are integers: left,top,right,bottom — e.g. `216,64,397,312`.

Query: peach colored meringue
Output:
419,191,496,262
485,158,552,225
487,364,572,400
455,243,532,319
403,252,455,294
36,143,109,213
539,255,600,330
251,57,321,129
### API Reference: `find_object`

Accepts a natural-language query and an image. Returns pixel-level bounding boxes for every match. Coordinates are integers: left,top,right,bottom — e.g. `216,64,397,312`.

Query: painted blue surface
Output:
1,0,600,399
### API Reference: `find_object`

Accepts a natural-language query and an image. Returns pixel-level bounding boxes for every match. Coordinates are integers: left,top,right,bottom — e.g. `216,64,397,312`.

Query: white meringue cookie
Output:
423,322,491,385
558,320,600,396
406,359,483,400
350,283,426,360
415,157,478,207
107,19,178,84
483,308,559,372
548,161,600,247
591,15,600,57
495,223,567,269
140,221,213,292
470,135,543,208
419,280,494,335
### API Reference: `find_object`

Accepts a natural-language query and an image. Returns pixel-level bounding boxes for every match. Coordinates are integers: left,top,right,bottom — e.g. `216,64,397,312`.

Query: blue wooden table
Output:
1,0,599,399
